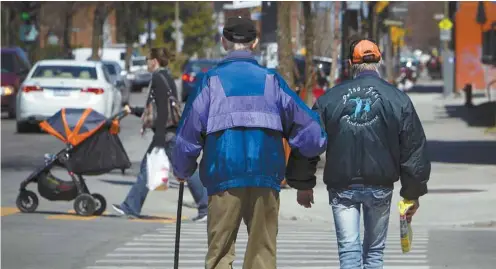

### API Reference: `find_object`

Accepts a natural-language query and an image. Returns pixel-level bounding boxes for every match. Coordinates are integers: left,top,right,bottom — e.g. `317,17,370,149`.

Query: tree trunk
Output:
276,1,295,90
302,1,315,106
329,1,341,88
91,7,102,60
91,4,112,60
1,7,12,46
62,3,74,55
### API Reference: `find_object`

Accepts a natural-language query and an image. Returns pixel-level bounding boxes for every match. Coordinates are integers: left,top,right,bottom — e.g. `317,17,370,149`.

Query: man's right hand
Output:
405,199,420,223
123,105,132,114
297,189,314,208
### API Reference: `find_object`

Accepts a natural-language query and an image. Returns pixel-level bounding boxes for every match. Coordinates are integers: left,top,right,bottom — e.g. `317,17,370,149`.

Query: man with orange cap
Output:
286,38,431,269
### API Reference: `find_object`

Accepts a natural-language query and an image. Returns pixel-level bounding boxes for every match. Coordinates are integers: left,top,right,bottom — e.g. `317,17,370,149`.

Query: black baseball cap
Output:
222,16,257,43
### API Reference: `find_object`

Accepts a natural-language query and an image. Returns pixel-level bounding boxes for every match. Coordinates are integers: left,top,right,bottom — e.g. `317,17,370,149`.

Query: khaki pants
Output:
205,187,280,269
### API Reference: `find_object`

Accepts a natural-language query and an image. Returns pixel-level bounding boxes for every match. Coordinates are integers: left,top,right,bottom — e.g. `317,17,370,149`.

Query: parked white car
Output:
15,59,122,133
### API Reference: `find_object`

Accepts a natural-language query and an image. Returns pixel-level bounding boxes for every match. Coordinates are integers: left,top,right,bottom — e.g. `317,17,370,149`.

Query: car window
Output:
1,53,16,73
101,65,113,83
104,63,117,75
16,49,31,70
187,62,217,73
31,65,98,80
132,59,146,66
15,54,30,72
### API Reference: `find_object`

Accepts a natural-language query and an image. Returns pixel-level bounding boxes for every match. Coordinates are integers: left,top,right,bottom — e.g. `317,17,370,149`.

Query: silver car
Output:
101,60,130,106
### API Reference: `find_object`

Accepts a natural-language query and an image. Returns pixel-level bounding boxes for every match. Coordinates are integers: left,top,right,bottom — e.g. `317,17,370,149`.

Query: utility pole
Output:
174,1,183,54
147,2,152,49
441,1,454,97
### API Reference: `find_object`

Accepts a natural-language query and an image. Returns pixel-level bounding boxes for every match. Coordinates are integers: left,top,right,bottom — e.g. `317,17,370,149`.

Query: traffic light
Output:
18,2,39,43
481,22,496,66
21,11,30,22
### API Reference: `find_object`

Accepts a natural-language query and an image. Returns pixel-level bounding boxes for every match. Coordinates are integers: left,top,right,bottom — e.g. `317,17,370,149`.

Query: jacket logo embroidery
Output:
342,86,380,126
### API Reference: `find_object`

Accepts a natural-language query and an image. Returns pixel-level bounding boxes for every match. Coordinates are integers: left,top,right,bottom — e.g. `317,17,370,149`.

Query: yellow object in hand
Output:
398,199,415,253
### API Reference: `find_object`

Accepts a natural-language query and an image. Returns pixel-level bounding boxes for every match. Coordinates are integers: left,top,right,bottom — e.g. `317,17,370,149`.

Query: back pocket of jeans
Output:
329,189,354,205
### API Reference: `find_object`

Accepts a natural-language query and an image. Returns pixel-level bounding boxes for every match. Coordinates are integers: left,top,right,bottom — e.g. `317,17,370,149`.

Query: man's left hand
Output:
297,189,314,208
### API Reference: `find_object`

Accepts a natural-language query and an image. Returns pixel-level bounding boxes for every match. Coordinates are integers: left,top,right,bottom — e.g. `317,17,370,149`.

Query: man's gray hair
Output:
224,39,256,51
350,61,383,78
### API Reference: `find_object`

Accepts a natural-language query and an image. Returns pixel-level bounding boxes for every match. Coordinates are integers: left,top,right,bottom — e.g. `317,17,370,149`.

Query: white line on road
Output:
155,228,430,236
114,247,429,254
86,265,431,269
133,237,430,243
125,241,429,247
105,252,428,260
95,259,428,265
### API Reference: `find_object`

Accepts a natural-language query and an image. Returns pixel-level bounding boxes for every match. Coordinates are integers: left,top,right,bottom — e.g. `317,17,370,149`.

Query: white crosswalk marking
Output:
86,222,430,269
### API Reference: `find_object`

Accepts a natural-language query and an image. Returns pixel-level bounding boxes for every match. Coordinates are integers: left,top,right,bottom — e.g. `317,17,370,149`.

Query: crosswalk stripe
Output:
105,253,428,259
86,265,430,269
114,247,428,254
156,228,430,235
138,234,430,241
95,259,426,264
87,222,430,269
127,239,429,245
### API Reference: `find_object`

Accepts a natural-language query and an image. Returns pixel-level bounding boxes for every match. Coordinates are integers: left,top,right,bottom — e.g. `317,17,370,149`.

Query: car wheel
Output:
16,122,33,133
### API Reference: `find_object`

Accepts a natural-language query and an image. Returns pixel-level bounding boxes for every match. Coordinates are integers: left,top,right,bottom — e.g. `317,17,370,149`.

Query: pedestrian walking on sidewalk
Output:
172,16,327,269
112,47,208,222
286,38,431,269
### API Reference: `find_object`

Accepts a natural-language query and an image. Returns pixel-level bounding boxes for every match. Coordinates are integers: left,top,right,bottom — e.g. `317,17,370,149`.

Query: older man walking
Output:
172,16,327,269
286,38,431,269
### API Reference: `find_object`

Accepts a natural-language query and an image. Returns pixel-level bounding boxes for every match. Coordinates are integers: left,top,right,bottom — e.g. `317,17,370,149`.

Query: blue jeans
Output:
329,186,393,269
121,133,208,217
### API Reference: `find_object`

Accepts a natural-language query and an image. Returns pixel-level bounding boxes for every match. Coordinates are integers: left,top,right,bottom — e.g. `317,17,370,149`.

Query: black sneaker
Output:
112,204,126,215
191,214,207,222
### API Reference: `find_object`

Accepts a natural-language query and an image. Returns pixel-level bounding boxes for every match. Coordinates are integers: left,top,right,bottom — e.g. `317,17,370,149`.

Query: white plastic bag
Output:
146,147,170,191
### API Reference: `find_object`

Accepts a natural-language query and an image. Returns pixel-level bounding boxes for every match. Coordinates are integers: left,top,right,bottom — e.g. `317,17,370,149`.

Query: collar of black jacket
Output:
220,50,258,65
356,70,380,78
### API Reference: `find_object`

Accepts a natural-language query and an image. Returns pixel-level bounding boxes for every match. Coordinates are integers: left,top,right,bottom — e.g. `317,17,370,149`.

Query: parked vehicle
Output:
127,56,152,92
101,60,130,106
16,60,122,133
181,59,221,102
1,47,32,118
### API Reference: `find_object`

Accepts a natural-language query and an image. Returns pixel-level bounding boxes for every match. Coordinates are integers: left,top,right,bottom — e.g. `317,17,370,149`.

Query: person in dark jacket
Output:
112,48,208,221
172,17,327,269
286,39,431,269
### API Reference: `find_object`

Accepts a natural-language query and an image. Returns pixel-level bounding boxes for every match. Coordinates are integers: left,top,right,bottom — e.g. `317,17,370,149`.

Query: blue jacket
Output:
172,50,327,195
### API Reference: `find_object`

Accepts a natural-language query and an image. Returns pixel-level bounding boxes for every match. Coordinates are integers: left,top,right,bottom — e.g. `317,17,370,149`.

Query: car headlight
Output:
1,85,14,96
126,73,135,80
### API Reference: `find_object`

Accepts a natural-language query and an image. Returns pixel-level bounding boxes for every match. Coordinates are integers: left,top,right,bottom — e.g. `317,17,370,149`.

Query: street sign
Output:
440,29,452,41
383,19,404,27
346,1,361,10
172,20,183,29
375,1,389,14
48,34,59,45
434,13,445,20
438,18,453,30
19,24,38,42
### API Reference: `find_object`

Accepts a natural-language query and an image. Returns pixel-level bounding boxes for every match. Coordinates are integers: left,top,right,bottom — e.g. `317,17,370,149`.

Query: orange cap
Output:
351,40,381,64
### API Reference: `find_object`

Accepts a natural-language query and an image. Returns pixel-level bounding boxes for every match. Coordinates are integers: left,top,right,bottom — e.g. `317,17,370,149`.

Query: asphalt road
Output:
2,79,496,269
